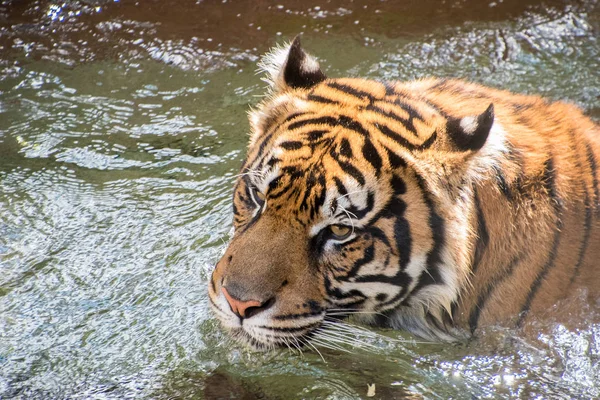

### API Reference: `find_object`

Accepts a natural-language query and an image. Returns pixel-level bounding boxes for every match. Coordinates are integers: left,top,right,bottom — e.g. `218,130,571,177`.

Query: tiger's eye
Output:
330,225,351,239
256,191,266,202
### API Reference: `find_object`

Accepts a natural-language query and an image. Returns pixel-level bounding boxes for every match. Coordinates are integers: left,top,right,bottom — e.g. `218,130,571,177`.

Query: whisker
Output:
325,325,432,346
326,310,389,317
310,337,350,353
335,189,370,202
314,328,381,348
230,168,266,180
321,320,382,336
292,337,305,357
338,204,357,234
319,325,379,340
302,337,327,363
314,333,375,350
320,319,432,345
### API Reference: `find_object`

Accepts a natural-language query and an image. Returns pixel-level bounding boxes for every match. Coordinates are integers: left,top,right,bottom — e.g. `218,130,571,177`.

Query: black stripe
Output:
517,157,562,325
344,192,375,220
288,114,370,138
492,165,513,200
334,299,366,310
336,159,366,186
585,141,599,212
366,226,392,248
354,271,412,286
344,243,376,279
311,175,327,220
569,142,595,285
384,146,408,169
378,280,411,309
258,322,321,333
542,157,562,209
393,99,425,133
392,198,411,269
468,253,523,333
298,171,319,212
325,275,368,301
288,116,339,131
338,115,370,136
273,311,323,320
282,112,308,125
307,93,340,104
390,175,407,195
366,104,418,136
428,78,451,92
568,188,592,286
327,81,375,101
403,174,446,303
362,137,382,175
340,138,353,158
267,175,283,194
375,122,436,150
245,132,274,168
280,141,303,150
471,190,489,275
384,81,396,96
266,157,280,167
307,129,329,141
333,176,348,197
420,130,438,149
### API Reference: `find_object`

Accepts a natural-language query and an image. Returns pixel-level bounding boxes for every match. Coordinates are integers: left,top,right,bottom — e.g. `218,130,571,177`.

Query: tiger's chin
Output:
210,305,322,351
227,328,277,351
223,324,320,352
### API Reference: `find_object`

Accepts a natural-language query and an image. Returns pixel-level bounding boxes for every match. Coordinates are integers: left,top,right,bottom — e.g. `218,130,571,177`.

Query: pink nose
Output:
222,287,263,319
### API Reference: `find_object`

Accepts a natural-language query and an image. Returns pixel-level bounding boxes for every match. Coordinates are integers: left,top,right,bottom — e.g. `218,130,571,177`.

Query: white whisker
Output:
302,337,327,363
335,189,370,201
292,337,305,357
337,204,357,233
310,337,350,353
314,331,378,350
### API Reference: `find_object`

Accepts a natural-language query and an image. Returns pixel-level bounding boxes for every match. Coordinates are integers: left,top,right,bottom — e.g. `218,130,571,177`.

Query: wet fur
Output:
209,38,600,348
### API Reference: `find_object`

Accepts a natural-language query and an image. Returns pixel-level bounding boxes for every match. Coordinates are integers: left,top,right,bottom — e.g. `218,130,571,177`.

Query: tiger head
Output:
209,37,500,349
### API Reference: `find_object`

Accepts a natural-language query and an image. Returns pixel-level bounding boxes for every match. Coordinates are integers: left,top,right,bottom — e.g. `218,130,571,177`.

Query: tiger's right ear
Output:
258,35,326,92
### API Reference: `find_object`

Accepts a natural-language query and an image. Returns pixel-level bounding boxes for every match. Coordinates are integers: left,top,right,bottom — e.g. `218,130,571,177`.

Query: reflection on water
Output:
0,0,598,398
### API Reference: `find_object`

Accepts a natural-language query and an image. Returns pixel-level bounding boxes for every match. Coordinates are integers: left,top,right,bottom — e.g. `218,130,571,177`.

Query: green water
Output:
0,0,598,398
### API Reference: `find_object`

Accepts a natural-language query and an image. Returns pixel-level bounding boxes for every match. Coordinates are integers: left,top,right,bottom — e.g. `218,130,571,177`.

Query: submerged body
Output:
209,37,600,348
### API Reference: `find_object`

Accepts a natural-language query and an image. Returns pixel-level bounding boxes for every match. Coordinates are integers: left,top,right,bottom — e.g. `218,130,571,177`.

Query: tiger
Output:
208,36,600,349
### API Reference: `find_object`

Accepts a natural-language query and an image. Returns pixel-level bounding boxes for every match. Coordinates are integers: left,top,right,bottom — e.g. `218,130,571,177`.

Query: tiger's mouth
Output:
225,325,321,351
208,292,329,350
209,297,385,355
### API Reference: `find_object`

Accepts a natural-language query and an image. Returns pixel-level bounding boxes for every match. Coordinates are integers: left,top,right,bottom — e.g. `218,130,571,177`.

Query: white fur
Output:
257,40,322,92
470,121,509,180
459,116,478,135
257,41,292,90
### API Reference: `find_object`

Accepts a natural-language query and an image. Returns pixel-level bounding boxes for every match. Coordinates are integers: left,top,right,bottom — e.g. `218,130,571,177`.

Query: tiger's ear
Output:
259,35,326,92
445,104,494,152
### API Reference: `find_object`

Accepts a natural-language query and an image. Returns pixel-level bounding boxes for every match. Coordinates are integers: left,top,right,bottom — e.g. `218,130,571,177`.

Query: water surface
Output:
0,0,599,398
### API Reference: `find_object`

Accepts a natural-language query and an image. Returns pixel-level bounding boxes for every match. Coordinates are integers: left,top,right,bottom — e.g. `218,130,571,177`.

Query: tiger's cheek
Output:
322,233,375,278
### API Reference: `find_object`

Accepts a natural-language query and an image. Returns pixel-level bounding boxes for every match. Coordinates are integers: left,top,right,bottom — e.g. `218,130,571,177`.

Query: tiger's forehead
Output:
243,154,382,230
302,78,444,146
240,77,445,227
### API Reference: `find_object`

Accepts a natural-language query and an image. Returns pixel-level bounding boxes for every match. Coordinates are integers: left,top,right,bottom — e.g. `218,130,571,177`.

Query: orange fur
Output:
209,39,599,348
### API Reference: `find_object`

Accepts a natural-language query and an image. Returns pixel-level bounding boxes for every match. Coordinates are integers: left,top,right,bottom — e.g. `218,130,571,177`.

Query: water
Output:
0,0,598,398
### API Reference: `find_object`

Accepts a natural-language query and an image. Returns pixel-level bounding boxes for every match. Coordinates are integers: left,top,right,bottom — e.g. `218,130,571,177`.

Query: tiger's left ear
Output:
445,104,494,152
259,35,326,92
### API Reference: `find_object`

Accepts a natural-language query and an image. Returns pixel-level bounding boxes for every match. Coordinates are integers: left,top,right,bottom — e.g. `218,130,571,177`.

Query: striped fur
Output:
209,37,600,348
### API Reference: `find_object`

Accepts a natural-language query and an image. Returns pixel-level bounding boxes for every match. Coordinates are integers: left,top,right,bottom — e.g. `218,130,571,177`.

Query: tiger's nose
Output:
222,286,274,319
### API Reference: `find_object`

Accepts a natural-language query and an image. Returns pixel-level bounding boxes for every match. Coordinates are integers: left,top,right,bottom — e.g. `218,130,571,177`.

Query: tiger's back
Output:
208,37,600,347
